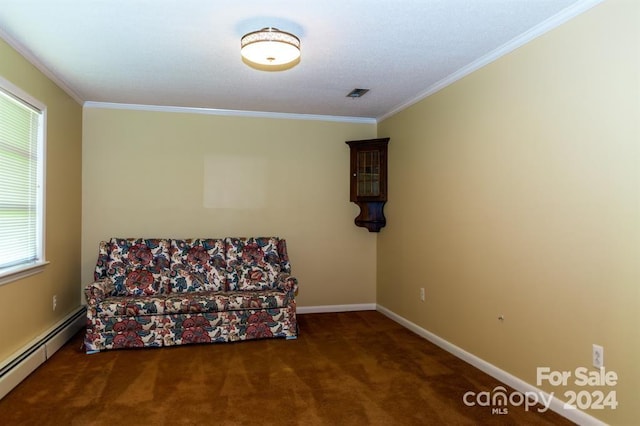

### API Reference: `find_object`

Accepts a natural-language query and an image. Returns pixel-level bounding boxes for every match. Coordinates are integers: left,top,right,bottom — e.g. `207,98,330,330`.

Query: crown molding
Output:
83,101,377,124
3,0,603,124
377,0,605,122
0,28,84,105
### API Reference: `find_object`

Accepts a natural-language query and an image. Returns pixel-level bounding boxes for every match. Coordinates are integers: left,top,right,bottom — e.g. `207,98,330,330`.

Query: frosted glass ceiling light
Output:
241,27,300,68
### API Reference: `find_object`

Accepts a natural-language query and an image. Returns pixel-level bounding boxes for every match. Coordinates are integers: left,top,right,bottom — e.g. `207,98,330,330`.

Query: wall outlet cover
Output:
592,344,604,368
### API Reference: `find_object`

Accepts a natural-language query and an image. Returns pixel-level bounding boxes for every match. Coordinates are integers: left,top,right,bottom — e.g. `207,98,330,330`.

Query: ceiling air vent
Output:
346,88,369,98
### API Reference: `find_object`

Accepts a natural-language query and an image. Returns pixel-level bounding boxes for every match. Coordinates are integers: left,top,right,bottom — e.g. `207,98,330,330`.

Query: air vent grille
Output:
346,88,369,98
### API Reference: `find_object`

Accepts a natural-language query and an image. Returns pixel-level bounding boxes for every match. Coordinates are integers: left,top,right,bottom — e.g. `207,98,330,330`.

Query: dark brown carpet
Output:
0,311,573,425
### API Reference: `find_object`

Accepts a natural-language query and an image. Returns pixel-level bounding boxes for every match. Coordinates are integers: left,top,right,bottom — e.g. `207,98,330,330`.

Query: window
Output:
0,77,47,286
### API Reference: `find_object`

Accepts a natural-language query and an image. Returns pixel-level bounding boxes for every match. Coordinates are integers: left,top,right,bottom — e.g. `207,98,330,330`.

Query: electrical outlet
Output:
593,344,604,369
53,295,57,311
420,288,425,302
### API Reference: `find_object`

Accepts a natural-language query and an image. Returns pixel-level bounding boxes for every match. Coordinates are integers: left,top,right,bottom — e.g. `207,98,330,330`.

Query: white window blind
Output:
0,83,44,275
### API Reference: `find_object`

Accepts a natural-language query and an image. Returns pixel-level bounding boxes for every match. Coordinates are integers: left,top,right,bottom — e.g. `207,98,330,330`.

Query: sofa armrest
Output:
85,278,115,305
276,273,298,296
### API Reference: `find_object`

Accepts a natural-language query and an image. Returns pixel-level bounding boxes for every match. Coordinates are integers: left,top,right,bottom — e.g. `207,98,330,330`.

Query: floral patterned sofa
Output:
84,237,298,353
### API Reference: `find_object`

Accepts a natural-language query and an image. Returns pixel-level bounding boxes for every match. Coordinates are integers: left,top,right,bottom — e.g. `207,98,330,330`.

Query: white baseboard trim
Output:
0,305,86,400
297,303,376,314
376,304,607,426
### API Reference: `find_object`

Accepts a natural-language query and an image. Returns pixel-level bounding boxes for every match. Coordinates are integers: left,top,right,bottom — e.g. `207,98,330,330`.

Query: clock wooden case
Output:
345,137,390,232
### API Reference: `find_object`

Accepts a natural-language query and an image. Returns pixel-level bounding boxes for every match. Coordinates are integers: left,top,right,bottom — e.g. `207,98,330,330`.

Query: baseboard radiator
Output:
0,306,86,400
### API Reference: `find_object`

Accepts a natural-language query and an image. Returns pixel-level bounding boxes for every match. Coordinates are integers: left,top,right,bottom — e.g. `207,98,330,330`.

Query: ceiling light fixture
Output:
241,27,301,68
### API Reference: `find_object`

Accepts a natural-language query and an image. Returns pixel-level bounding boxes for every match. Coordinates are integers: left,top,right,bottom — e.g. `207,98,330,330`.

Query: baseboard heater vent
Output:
0,306,86,400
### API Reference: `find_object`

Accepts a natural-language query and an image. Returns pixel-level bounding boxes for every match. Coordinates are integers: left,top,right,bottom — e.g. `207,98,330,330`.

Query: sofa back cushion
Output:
169,239,227,292
106,238,171,296
225,237,281,291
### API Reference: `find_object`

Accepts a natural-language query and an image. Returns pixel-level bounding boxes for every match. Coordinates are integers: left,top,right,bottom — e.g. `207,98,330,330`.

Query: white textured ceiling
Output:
0,0,599,121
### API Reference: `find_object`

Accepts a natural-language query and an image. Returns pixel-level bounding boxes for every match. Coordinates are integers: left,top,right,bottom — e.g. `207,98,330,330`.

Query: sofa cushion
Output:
164,289,288,314
229,264,277,291
225,237,280,267
95,295,166,317
165,291,228,314
169,239,226,292
225,290,290,310
106,238,171,296
122,268,166,296
225,237,281,291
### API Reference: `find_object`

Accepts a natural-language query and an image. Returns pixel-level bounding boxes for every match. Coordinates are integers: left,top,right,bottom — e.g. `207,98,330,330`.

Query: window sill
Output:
0,261,50,287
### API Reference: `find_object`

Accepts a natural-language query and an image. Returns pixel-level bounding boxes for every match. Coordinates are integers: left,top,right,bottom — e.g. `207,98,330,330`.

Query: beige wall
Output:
378,1,639,424
0,40,83,361
82,108,377,308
